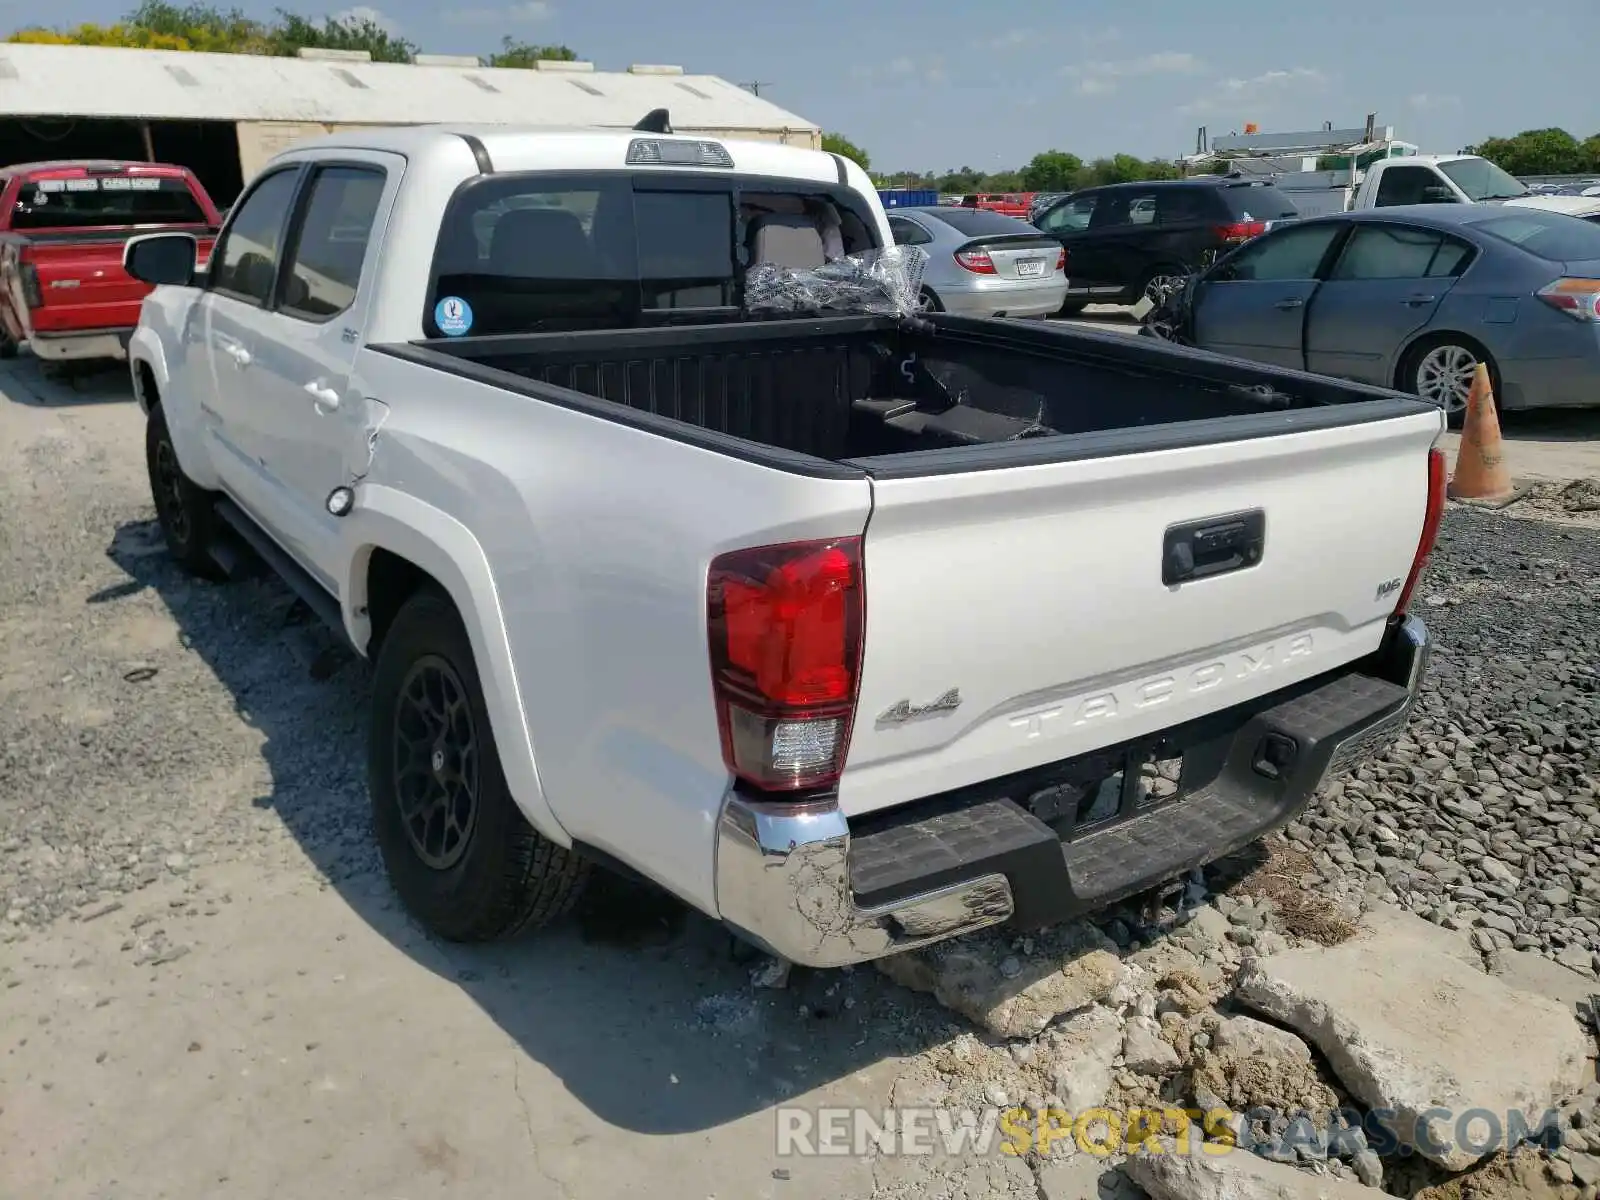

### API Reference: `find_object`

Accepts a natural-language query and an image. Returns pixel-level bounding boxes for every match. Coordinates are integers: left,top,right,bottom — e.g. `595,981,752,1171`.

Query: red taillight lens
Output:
19,263,41,309
1535,277,1600,322
955,249,997,274
1392,447,1448,619
708,536,865,792
1055,248,1067,272
1215,221,1267,244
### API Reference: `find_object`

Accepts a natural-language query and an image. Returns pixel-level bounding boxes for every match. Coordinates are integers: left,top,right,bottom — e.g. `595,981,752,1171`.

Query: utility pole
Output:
739,81,771,96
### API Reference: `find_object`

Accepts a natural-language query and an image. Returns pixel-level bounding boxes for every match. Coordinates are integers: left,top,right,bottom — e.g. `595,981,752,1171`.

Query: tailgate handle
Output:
1162,509,1265,586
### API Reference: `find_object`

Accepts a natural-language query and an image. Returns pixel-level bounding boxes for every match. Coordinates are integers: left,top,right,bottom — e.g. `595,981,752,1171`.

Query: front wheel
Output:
1138,267,1188,307
368,587,590,942
144,405,224,579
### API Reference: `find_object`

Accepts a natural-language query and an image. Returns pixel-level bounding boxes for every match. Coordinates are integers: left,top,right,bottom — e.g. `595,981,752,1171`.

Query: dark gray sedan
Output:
1185,205,1600,417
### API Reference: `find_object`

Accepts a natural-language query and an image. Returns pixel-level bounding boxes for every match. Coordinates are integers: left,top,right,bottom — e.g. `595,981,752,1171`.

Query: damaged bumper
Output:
713,616,1430,969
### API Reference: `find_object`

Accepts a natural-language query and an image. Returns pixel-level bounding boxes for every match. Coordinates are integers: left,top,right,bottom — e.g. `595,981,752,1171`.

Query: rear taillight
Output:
19,263,41,309
1215,221,1267,244
707,537,865,792
1055,248,1067,272
955,249,997,274
1391,447,1448,619
1535,278,1600,322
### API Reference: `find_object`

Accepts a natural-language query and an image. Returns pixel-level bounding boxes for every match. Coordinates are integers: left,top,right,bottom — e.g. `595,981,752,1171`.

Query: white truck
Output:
122,119,1443,967
1278,153,1582,218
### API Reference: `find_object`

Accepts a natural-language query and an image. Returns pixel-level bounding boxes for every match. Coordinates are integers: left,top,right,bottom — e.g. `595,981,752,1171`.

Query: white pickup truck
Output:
1283,153,1587,219
123,119,1443,968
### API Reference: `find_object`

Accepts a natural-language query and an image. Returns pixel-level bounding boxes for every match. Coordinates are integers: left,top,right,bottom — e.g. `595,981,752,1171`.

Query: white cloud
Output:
987,28,1032,50
332,4,396,30
851,54,948,85
1062,51,1204,96
444,1,553,25
1178,66,1330,116
1079,26,1121,47
1407,92,1460,111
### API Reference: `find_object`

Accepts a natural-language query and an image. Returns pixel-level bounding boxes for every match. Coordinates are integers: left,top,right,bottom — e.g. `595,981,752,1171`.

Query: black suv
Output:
1033,178,1301,314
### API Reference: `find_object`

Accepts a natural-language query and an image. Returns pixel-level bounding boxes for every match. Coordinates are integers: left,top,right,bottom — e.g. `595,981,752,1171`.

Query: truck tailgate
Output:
13,232,214,335
838,407,1442,816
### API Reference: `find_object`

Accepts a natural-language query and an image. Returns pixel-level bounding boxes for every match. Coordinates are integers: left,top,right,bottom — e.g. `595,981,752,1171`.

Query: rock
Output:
1126,1146,1392,1200
1574,1153,1600,1188
1351,1149,1383,1187
876,922,1121,1039
1210,1015,1313,1064
1122,1016,1180,1075
1234,906,1591,1170
1046,1006,1124,1113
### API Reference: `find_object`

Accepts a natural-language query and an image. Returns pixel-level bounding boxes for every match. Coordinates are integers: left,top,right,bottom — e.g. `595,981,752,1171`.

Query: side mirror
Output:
1420,186,1457,204
125,233,199,287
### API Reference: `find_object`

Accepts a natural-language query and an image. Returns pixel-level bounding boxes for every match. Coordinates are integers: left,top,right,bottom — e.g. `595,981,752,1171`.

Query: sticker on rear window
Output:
434,296,473,337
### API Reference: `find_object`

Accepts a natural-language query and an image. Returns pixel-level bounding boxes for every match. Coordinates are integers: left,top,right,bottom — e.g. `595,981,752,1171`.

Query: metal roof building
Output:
0,42,821,186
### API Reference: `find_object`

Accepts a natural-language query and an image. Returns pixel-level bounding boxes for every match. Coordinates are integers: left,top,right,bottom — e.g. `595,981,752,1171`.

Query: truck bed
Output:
375,313,1431,474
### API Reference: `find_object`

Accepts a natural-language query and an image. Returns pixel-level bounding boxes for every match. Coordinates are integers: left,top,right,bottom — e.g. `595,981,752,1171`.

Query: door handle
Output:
223,343,251,367
1274,297,1305,310
1403,294,1438,306
304,381,341,411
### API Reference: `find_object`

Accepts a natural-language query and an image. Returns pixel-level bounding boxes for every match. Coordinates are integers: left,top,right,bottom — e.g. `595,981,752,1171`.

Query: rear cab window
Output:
425,172,881,336
10,172,209,231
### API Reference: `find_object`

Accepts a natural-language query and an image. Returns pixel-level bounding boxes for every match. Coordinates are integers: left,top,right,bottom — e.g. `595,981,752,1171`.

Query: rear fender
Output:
340,484,570,847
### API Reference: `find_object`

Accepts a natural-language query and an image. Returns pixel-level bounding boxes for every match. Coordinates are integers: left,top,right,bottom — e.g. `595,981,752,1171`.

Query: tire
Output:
144,404,224,580
368,587,590,942
1399,335,1499,430
1137,266,1188,307
917,287,943,313
0,327,18,360
1055,299,1088,317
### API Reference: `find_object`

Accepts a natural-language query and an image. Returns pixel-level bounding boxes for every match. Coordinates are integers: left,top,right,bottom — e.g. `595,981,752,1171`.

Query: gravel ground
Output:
1287,507,1600,975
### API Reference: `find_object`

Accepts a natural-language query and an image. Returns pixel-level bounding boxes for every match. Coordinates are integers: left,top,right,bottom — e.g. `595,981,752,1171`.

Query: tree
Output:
487,37,577,67
1467,128,1588,177
821,132,870,172
265,9,417,61
1582,134,1600,172
1020,150,1083,192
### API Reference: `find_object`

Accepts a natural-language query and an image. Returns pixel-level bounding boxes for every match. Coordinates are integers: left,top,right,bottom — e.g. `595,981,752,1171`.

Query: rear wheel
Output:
369,587,590,942
1055,299,1088,317
144,405,224,580
0,327,18,360
917,287,943,313
1138,266,1188,307
1400,335,1498,429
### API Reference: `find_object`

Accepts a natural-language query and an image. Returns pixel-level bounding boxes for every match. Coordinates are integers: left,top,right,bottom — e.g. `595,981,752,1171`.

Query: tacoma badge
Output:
877,688,962,726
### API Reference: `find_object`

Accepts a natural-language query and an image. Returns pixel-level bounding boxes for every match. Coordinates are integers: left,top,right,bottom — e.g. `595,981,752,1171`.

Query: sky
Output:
11,0,1600,172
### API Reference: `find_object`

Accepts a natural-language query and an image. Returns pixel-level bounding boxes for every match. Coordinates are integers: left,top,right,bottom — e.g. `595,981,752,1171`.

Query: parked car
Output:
886,206,1067,317
1034,178,1301,314
0,159,220,363
1172,205,1600,420
960,192,1036,219
124,121,1438,968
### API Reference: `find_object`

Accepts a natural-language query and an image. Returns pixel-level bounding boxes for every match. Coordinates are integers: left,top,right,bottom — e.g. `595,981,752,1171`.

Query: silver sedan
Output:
886,207,1068,318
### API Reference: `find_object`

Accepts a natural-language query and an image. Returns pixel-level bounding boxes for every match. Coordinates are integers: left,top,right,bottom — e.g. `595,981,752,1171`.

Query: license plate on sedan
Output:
1016,259,1045,277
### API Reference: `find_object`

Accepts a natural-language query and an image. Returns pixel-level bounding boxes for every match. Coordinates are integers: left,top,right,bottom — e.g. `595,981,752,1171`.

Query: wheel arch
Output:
1392,328,1499,393
342,488,571,848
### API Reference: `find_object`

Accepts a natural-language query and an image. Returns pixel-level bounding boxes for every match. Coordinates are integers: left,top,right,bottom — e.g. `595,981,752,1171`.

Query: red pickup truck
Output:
0,160,221,364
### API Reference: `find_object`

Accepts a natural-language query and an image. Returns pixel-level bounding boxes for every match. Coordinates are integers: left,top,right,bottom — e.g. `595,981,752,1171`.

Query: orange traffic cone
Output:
1447,363,1515,503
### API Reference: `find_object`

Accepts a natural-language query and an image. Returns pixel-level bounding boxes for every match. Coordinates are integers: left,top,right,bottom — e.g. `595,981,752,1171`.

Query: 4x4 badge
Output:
877,688,962,726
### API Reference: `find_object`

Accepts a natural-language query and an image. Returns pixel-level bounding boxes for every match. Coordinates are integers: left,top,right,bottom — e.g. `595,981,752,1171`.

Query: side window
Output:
889,217,932,246
1125,190,1159,225
1040,195,1096,233
1214,223,1343,282
279,165,386,321
1428,234,1475,277
1156,189,1211,225
1373,166,1440,208
1331,224,1446,280
1088,190,1134,230
209,169,300,306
